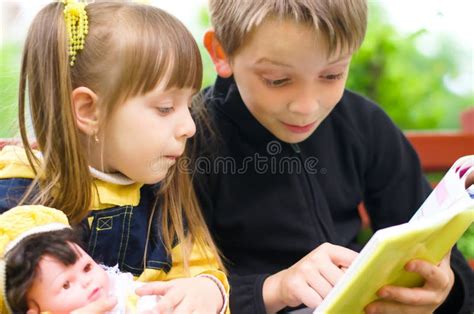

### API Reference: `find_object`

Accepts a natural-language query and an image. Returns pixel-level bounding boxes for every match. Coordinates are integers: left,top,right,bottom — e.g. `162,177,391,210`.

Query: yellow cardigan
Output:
0,145,229,312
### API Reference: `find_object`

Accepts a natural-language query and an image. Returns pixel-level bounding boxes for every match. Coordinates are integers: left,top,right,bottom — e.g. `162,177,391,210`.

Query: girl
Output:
0,1,228,313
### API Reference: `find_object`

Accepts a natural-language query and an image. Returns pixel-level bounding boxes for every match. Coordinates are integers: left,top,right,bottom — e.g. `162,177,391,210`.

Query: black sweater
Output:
193,77,473,313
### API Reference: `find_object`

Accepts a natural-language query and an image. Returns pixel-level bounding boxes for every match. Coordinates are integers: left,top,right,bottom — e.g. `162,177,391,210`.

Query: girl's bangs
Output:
123,8,203,98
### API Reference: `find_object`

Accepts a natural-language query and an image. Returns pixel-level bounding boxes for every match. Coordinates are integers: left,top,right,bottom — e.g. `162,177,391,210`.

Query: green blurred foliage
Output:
457,224,474,259
197,6,217,90
0,43,21,138
344,4,473,129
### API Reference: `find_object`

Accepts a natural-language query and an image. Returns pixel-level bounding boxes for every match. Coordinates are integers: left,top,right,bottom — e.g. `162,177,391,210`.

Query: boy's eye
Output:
263,78,290,87
157,107,174,114
63,281,70,289
321,73,345,81
84,263,92,272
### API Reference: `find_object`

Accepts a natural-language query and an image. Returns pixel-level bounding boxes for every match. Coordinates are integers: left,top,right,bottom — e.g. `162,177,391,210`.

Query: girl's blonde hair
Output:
209,0,368,58
19,2,223,271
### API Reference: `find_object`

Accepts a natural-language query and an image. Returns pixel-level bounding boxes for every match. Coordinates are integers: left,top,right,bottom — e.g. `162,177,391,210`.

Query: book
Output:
312,155,474,314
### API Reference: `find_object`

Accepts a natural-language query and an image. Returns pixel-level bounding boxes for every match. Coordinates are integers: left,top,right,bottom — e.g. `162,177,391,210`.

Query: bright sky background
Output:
0,0,472,93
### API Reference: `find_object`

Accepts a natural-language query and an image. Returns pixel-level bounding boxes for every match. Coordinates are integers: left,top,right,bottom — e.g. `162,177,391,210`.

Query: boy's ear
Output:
71,87,100,137
26,309,39,314
203,29,233,78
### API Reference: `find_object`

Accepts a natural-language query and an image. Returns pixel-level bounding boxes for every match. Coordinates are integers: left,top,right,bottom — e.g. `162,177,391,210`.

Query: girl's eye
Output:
322,73,345,81
84,263,92,272
157,107,174,114
63,281,70,289
263,78,290,88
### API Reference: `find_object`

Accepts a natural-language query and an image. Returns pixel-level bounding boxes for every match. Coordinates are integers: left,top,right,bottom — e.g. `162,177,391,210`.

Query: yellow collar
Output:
91,180,143,210
0,145,144,209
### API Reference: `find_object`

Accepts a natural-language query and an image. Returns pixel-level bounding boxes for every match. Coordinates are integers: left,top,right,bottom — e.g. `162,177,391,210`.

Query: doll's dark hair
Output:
5,228,83,312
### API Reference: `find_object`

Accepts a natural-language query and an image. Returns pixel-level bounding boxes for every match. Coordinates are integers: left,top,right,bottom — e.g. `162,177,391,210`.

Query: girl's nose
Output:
177,107,197,139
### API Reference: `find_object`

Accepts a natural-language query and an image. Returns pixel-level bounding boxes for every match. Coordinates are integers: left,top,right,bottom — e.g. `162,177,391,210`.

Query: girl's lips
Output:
282,121,317,134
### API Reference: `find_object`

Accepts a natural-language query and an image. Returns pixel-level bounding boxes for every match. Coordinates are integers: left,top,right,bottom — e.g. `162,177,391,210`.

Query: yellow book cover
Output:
314,156,474,314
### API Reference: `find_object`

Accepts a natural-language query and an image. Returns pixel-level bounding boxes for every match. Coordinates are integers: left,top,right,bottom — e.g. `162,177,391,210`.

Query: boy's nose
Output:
288,86,320,115
289,96,319,115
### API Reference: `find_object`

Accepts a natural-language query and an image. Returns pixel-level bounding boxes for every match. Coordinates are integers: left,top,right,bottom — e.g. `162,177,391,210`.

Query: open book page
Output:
411,155,474,222
312,155,474,314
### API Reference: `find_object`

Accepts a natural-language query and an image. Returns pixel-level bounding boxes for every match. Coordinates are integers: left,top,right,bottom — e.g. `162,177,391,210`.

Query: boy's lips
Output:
281,121,317,134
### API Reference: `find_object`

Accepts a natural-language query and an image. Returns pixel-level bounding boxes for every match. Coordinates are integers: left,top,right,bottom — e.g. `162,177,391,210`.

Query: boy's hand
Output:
365,252,454,314
263,242,358,313
136,276,224,313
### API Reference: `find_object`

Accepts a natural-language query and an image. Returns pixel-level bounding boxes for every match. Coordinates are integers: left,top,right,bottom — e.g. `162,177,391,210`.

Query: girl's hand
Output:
136,276,224,313
263,242,358,313
70,296,117,314
365,252,454,314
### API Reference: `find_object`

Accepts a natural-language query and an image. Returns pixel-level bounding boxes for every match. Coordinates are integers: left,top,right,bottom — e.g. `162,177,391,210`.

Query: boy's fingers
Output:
406,259,451,290
365,300,420,314
292,281,323,309
320,262,347,286
307,273,334,299
326,245,358,267
136,282,171,296
377,285,437,306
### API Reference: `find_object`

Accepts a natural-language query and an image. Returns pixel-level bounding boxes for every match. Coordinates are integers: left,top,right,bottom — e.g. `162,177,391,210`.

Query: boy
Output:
193,0,474,313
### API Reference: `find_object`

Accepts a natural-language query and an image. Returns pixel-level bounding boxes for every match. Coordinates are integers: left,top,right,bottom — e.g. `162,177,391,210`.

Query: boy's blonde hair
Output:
209,0,367,57
19,2,222,271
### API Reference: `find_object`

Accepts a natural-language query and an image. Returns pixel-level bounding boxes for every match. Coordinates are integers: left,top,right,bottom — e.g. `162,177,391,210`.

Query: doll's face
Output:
26,244,110,313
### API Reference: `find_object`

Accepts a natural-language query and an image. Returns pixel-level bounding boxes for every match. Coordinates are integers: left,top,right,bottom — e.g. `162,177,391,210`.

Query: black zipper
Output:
290,143,333,242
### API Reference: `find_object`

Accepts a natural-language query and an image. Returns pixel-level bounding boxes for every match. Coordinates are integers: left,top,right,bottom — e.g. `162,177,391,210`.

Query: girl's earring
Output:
94,133,99,143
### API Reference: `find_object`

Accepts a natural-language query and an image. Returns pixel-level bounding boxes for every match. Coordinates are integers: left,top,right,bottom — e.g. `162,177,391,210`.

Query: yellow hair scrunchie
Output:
62,0,89,66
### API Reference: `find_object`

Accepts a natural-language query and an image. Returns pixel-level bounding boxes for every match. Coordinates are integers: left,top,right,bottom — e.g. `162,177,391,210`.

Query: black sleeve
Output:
363,106,473,313
363,106,431,228
228,274,270,313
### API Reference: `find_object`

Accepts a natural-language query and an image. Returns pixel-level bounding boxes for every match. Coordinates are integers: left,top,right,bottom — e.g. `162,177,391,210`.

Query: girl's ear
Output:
71,86,99,137
203,29,233,78
26,296,41,314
